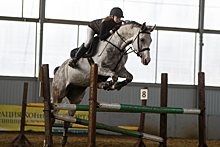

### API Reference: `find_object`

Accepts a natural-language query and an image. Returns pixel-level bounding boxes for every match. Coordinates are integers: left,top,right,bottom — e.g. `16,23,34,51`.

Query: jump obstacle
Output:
27,102,201,114
10,83,139,147
11,64,207,147
24,104,138,131
42,64,207,147
39,64,164,147
84,64,207,147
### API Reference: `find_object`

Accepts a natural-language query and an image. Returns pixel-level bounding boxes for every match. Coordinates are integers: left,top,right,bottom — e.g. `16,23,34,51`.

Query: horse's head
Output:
132,22,156,65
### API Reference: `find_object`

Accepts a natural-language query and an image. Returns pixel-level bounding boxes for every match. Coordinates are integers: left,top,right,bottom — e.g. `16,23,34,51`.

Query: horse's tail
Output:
54,66,60,75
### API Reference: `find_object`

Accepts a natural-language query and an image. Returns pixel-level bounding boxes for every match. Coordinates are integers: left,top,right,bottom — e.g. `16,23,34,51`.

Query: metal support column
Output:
42,64,53,147
88,64,98,147
198,0,205,72
198,72,208,147
39,0,46,67
159,73,168,147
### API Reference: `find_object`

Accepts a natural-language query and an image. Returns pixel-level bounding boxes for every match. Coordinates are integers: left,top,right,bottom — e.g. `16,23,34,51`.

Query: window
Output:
124,0,199,28
0,21,37,77
45,0,124,21
204,0,220,30
0,0,39,18
156,31,196,84
0,0,22,17
23,0,39,18
0,0,220,87
125,30,157,83
202,34,220,86
42,23,78,77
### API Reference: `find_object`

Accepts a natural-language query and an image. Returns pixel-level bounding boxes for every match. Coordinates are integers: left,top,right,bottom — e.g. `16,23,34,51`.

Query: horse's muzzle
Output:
143,58,151,65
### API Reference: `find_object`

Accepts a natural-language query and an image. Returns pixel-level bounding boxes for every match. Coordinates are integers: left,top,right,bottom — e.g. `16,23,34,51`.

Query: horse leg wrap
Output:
103,81,113,90
60,136,68,146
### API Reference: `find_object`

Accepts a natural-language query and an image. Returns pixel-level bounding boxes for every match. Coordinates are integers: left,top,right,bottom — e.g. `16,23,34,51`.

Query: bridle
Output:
114,29,151,57
131,30,151,57
104,28,151,71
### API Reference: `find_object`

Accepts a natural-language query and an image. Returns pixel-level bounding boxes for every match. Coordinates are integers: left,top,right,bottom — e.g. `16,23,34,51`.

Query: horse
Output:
51,21,156,146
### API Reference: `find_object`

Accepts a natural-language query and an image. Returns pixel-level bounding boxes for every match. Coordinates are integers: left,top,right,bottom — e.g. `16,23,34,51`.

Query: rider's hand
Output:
111,25,121,33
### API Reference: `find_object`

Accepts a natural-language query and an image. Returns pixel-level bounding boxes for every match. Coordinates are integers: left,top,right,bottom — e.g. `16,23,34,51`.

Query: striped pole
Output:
97,102,201,115
54,114,164,143
25,122,138,131
27,103,139,113
25,122,88,129
52,103,201,114
28,102,201,114
52,103,132,112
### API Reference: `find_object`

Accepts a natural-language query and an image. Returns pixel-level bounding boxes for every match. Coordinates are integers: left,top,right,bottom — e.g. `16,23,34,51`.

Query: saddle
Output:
70,36,109,82
70,36,99,60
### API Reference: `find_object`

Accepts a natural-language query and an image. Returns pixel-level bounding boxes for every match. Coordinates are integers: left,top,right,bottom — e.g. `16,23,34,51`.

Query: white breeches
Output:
84,27,96,48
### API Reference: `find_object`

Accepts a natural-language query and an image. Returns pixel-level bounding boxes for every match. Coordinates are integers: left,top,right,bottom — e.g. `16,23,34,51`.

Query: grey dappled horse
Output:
51,21,156,146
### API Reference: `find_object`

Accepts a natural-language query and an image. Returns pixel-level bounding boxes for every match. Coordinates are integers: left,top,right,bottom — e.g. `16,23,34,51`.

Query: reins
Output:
99,27,151,71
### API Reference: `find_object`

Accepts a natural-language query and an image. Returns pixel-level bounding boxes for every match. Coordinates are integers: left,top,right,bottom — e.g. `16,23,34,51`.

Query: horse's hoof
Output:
60,136,68,146
103,81,113,90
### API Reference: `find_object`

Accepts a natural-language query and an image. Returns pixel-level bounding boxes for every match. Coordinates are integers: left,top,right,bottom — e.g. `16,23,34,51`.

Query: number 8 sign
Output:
140,88,148,100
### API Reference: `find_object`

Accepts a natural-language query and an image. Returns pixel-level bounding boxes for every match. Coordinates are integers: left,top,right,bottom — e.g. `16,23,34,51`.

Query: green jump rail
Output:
51,102,201,115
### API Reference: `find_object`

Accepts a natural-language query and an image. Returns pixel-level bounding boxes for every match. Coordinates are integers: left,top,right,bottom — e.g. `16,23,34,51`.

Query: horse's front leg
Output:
97,67,118,90
112,67,133,90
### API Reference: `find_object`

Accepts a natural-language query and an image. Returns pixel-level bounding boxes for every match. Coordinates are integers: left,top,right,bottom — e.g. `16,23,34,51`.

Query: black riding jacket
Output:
88,17,120,41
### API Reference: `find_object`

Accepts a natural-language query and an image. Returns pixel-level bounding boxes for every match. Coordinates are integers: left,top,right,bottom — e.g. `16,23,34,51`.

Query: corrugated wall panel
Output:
2,78,220,115
206,88,220,115
147,86,161,107
0,79,40,105
1,80,22,105
168,87,197,108
81,84,162,107
1,77,220,139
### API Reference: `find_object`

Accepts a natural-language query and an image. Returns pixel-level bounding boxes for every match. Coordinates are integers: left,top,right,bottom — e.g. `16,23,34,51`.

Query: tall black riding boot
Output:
69,43,88,68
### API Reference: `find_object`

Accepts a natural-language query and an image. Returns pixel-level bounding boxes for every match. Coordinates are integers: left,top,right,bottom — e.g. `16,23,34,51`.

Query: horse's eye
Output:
141,38,145,42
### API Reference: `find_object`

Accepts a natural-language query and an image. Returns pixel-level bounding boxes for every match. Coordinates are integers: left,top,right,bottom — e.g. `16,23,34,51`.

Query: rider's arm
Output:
100,21,112,41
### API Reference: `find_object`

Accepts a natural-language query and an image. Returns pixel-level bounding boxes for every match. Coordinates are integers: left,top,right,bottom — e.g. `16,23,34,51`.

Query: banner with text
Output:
0,105,88,132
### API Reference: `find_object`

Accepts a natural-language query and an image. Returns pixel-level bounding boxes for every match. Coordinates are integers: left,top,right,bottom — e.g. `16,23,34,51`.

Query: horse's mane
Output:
122,20,141,28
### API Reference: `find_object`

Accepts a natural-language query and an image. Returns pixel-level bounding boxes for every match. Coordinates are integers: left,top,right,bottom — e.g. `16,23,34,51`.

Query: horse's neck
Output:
111,25,140,50
95,25,139,57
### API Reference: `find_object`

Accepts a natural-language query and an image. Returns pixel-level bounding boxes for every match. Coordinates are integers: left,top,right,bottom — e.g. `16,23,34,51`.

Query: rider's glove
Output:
110,25,121,34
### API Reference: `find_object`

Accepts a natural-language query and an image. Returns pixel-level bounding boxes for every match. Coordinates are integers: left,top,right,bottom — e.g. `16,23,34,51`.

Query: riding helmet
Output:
110,7,124,18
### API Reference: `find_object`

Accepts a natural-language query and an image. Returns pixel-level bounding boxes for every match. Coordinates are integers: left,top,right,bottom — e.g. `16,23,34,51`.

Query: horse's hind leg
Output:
60,85,86,147
51,79,67,120
61,110,75,147
51,90,66,126
51,98,63,128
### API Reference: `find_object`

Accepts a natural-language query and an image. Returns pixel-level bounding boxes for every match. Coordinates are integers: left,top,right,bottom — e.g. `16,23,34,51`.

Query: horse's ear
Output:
140,22,146,31
150,24,156,32
146,24,156,32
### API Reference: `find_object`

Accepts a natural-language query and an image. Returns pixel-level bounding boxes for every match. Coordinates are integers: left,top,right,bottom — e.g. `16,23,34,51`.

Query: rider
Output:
68,7,124,68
